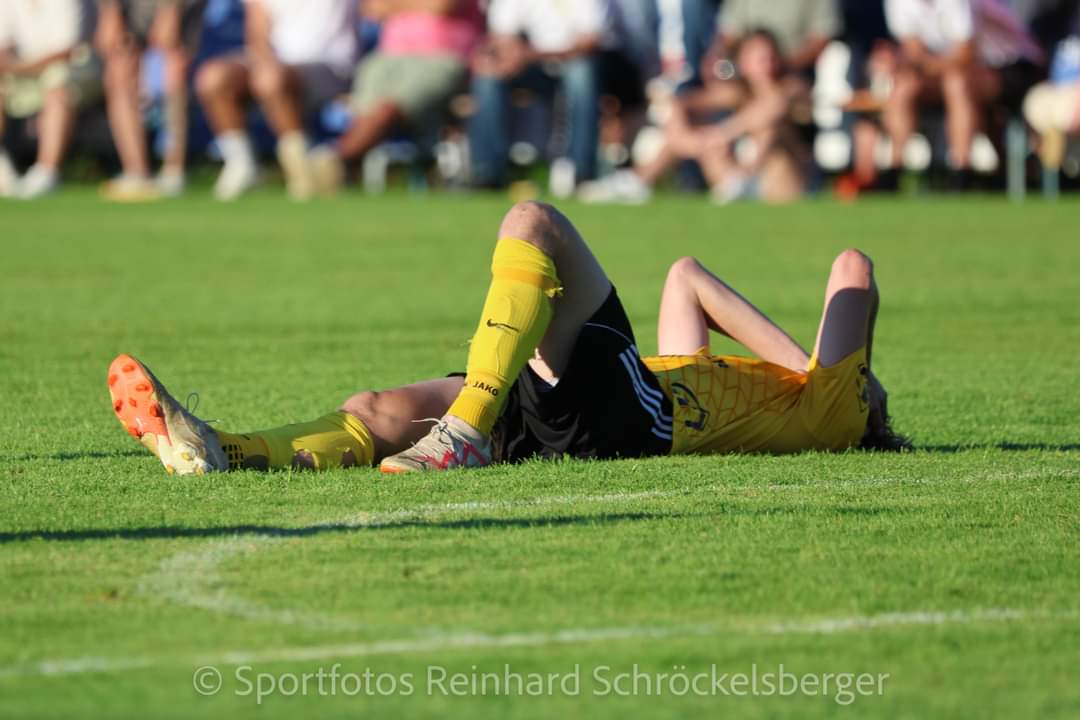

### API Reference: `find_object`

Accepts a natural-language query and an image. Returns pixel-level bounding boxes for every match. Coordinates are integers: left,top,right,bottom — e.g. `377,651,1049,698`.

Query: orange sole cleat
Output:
107,354,227,475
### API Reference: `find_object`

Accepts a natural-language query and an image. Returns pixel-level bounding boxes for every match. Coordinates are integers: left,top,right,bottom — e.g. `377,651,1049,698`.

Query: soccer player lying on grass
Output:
107,202,907,475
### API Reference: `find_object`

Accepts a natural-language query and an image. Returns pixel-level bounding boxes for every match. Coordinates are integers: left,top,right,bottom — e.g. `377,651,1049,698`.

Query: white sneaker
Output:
549,157,577,199
213,160,257,201
0,154,20,198
711,173,755,206
308,144,345,196
156,168,186,198
277,133,314,201
17,165,59,199
577,169,652,204
379,416,492,473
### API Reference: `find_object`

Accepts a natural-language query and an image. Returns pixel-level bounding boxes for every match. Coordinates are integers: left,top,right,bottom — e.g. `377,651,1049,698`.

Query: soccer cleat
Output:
107,354,227,475
379,416,492,474
577,169,651,205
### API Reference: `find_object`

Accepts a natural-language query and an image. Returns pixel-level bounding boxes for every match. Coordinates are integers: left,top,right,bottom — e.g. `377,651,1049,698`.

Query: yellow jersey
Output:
643,350,870,455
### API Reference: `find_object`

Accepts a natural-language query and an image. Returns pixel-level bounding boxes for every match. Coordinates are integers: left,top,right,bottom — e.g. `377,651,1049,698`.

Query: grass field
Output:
1,191,1078,718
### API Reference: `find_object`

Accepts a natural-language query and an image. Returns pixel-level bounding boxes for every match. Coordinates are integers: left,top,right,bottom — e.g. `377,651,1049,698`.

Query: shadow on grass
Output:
918,443,1080,453
0,511,689,544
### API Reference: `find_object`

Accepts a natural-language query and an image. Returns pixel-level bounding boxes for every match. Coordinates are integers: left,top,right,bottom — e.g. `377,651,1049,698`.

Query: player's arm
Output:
657,257,810,372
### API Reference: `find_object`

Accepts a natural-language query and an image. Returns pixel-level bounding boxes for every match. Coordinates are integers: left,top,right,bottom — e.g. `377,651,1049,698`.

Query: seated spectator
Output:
308,0,483,194
1023,15,1080,171
0,0,99,199
702,0,841,79
195,0,357,200
579,30,812,204
467,0,610,190
96,0,207,200
881,0,1044,184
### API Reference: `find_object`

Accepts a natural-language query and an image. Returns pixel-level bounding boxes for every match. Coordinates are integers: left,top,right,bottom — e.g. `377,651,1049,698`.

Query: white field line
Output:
2,607,1075,680
4,469,1076,680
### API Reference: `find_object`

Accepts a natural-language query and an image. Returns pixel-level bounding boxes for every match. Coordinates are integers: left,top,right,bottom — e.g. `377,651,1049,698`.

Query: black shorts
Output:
119,0,207,52
491,288,674,463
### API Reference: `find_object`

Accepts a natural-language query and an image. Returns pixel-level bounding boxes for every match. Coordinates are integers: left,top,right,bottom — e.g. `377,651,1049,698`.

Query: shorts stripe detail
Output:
624,345,669,410
584,322,635,347
618,352,671,431
618,350,673,439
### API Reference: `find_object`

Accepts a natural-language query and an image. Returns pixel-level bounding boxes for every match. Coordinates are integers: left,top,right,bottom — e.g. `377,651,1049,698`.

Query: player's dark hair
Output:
860,406,913,452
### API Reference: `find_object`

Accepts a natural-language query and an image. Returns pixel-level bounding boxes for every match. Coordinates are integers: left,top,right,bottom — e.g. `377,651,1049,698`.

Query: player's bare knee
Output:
832,249,873,289
667,256,702,285
499,201,561,254
340,390,379,424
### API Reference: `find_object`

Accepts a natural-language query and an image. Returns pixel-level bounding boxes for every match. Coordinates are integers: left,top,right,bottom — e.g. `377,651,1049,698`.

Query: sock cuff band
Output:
493,238,562,296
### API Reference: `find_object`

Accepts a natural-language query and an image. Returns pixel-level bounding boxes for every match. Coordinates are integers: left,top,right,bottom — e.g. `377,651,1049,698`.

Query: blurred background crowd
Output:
1,0,1078,203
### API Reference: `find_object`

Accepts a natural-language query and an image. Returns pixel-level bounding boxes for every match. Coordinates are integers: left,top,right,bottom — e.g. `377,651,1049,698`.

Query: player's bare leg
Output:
340,378,462,460
657,257,810,370
380,202,612,472
810,250,907,449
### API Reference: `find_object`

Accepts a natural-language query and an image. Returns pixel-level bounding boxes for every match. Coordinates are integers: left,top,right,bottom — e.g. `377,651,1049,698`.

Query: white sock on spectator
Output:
216,131,256,170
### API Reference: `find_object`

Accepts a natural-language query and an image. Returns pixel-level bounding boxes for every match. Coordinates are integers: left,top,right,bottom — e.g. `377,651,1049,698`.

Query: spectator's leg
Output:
561,56,600,183
35,85,75,171
335,101,404,161
0,98,17,197
678,0,720,92
881,68,922,169
941,65,980,169
103,46,151,179
468,72,514,187
160,48,192,188
249,60,314,199
195,55,257,200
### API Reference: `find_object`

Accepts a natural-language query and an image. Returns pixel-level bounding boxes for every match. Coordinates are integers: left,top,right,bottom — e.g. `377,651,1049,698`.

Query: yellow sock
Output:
215,411,374,471
447,238,561,435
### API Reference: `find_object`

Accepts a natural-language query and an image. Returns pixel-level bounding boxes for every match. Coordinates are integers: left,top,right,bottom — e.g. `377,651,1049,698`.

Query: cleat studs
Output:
122,364,136,373
195,467,205,476
108,374,118,387
149,403,163,418
114,400,123,413
135,383,150,392
180,451,193,462
165,465,175,475
128,397,137,407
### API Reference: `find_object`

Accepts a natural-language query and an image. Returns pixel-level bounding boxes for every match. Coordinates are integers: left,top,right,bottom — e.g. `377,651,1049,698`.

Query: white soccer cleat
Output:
577,169,652,205
379,416,492,473
100,174,162,202
108,354,228,475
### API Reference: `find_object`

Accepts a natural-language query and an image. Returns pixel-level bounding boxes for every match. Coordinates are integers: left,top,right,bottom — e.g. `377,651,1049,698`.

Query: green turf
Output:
1,191,1078,718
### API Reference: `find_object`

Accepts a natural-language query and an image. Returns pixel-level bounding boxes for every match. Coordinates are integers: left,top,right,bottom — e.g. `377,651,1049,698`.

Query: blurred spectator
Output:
677,0,722,91
881,0,1044,183
703,0,841,78
1023,12,1079,171
195,0,357,200
580,30,811,204
308,0,483,194
96,0,206,200
0,0,99,198
467,0,611,190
